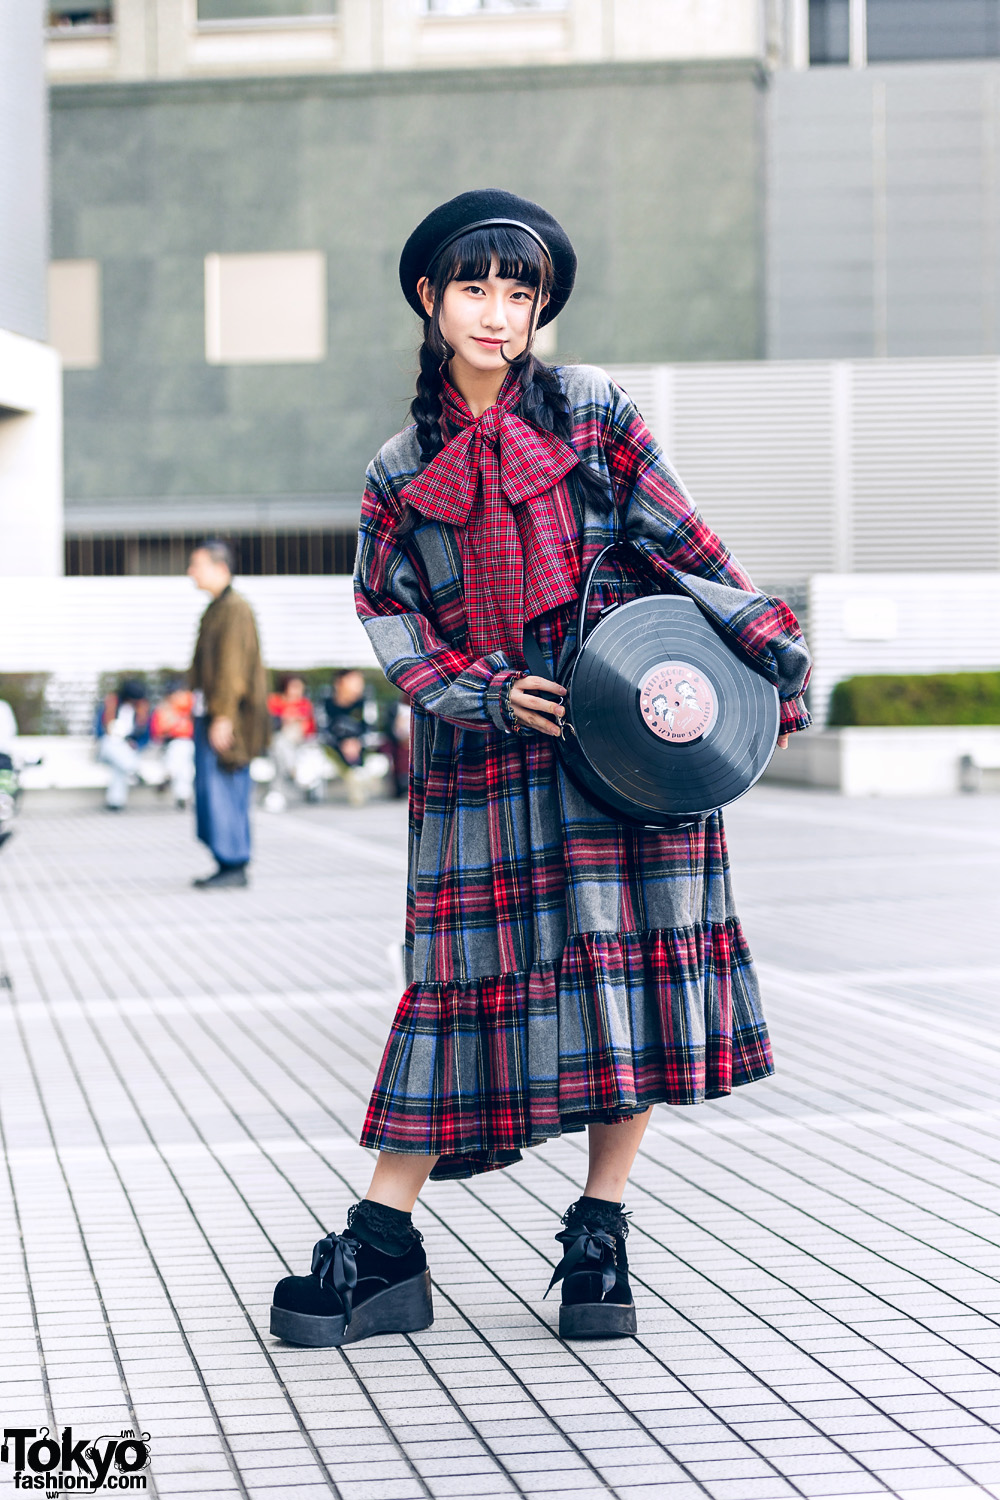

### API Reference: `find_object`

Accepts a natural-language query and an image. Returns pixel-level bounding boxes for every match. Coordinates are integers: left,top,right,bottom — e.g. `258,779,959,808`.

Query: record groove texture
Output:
567,596,779,818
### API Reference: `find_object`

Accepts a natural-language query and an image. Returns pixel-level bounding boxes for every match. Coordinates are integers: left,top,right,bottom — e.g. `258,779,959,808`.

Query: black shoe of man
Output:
193,865,248,890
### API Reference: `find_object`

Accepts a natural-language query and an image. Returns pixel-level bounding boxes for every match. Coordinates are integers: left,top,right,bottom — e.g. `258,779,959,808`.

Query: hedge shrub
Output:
0,673,51,736
827,671,1000,727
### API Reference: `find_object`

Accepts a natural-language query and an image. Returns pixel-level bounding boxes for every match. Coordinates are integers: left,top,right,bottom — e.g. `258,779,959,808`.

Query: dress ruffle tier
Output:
360,919,772,1180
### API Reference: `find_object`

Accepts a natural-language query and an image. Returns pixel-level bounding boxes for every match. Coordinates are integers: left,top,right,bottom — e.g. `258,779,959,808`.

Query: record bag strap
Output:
576,540,632,651
521,537,657,683
521,624,553,684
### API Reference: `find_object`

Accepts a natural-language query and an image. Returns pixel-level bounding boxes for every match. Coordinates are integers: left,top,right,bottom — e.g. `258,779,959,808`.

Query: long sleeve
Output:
354,476,518,733
601,380,812,735
205,603,247,722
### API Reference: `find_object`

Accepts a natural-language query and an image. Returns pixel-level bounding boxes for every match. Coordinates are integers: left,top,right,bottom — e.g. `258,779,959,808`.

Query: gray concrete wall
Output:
0,0,48,341
51,61,764,528
768,61,1000,358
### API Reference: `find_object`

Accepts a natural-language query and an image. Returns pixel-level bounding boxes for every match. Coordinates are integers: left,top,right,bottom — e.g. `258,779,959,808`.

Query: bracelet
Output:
501,676,521,733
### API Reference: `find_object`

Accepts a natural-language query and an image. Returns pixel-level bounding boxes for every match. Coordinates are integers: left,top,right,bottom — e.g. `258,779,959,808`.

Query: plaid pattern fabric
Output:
399,369,580,662
355,364,812,1179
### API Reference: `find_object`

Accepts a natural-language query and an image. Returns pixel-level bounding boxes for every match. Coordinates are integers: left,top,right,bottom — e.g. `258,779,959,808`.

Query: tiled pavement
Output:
1,786,999,1500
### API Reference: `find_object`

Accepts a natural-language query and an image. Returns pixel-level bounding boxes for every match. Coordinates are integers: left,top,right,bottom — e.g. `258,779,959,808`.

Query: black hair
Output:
405,225,609,531
192,537,235,573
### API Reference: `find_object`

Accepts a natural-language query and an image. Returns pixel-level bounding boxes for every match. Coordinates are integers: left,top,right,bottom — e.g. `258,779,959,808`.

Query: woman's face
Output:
418,258,548,376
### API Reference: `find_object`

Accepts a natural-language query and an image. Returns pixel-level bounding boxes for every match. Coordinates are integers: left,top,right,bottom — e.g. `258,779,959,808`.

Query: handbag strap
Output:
521,626,551,683
524,468,646,675
576,537,664,650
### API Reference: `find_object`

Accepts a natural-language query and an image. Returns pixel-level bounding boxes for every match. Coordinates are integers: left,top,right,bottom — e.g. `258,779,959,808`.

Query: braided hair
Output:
401,225,609,533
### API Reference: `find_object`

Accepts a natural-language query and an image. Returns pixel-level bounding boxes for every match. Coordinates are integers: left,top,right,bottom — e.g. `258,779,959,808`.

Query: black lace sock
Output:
271,1201,425,1322
348,1199,419,1256
551,1196,633,1307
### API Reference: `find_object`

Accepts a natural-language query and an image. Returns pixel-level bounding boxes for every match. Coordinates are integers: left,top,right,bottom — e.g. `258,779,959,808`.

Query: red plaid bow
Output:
400,370,581,662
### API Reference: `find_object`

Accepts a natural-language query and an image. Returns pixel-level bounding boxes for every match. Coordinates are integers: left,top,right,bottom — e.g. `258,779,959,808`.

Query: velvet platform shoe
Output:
546,1196,637,1339
270,1200,433,1347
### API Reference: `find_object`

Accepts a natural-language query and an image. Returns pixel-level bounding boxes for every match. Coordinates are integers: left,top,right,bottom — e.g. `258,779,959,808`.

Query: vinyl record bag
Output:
521,541,780,830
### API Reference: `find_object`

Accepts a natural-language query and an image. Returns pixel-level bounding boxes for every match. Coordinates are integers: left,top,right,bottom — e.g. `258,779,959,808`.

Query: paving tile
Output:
3,795,1000,1500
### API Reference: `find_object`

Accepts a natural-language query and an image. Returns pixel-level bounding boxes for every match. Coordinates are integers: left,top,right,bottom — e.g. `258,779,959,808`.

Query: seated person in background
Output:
152,683,196,810
317,669,386,805
0,699,17,757
388,698,410,800
318,669,371,769
268,675,317,739
268,675,318,786
94,679,151,812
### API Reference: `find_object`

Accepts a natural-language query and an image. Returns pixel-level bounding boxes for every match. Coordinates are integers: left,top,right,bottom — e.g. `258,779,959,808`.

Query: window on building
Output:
204,252,326,365
46,2,113,29
197,0,333,19
65,531,358,577
48,260,101,370
424,1,566,14
809,0,850,63
866,0,1000,60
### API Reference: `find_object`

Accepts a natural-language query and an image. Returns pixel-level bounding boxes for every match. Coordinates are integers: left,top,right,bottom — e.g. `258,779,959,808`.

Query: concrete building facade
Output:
768,60,1000,359
45,0,786,83
51,57,765,555
42,0,1000,592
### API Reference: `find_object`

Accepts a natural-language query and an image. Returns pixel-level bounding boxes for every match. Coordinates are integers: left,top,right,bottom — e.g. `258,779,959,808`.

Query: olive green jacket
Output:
189,586,270,769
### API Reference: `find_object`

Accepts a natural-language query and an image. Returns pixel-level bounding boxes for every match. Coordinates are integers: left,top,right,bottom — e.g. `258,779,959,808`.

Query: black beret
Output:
399,188,576,328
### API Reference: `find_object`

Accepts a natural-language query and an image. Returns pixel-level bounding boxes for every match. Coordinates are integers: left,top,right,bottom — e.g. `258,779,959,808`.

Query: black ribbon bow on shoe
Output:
311,1231,361,1326
545,1225,618,1300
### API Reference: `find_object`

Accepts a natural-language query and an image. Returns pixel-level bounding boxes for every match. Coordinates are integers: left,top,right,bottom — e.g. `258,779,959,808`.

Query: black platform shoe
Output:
546,1196,637,1339
270,1200,433,1347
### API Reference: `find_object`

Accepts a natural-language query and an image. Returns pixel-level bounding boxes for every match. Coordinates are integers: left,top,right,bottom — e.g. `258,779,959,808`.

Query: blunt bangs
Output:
430,225,553,293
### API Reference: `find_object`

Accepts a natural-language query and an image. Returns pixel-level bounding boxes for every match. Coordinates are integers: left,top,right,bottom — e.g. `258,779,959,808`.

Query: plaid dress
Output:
355,364,811,1181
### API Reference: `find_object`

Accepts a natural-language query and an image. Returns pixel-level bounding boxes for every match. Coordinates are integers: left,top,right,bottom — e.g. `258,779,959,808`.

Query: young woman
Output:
271,190,811,1348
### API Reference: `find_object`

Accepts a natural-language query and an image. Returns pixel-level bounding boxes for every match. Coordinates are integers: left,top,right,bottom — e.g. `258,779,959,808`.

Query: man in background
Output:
187,540,269,889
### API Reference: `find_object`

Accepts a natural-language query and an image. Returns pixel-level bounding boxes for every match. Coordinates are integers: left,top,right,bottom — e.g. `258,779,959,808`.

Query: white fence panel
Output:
850,359,1000,572
0,575,376,676
604,356,1000,585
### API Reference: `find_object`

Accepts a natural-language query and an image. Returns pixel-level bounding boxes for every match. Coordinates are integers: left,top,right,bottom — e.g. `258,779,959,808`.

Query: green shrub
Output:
97,668,188,702
827,671,1000,727
0,674,51,735
269,666,401,709
94,666,401,710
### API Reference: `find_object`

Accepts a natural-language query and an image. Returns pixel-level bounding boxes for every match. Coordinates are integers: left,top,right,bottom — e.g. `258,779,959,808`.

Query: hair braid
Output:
411,339,446,467
518,354,611,509
517,353,571,439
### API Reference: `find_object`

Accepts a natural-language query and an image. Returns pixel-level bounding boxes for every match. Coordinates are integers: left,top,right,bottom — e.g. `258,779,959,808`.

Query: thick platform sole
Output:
270,1269,433,1347
559,1299,637,1339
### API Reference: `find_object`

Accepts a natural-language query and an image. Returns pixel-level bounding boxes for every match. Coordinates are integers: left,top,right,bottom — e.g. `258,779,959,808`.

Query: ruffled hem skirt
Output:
360,920,773,1180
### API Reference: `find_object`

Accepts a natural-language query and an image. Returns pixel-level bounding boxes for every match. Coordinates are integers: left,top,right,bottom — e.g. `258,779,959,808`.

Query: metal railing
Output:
64,530,358,577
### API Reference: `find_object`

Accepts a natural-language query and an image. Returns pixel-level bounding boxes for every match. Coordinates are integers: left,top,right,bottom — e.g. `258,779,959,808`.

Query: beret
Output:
399,188,576,328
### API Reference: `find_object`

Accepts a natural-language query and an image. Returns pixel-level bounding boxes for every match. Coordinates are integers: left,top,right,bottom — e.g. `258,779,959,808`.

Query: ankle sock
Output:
564,1196,625,1233
347,1199,416,1256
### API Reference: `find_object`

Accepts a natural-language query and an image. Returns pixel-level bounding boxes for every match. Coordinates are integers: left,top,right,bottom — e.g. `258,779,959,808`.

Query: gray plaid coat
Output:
354,365,812,1179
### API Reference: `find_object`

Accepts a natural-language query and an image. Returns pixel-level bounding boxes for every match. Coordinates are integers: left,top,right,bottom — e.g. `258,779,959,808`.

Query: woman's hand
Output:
777,734,789,750
509,675,566,737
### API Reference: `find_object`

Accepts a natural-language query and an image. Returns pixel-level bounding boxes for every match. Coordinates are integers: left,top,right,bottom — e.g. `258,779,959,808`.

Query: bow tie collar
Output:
399,370,582,662
404,371,579,526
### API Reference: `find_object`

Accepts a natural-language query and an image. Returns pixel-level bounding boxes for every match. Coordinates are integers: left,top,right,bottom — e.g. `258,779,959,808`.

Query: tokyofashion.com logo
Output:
2,1427,150,1492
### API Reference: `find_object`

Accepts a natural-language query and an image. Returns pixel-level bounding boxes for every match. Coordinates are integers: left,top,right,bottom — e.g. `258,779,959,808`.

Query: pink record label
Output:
638,661,716,744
